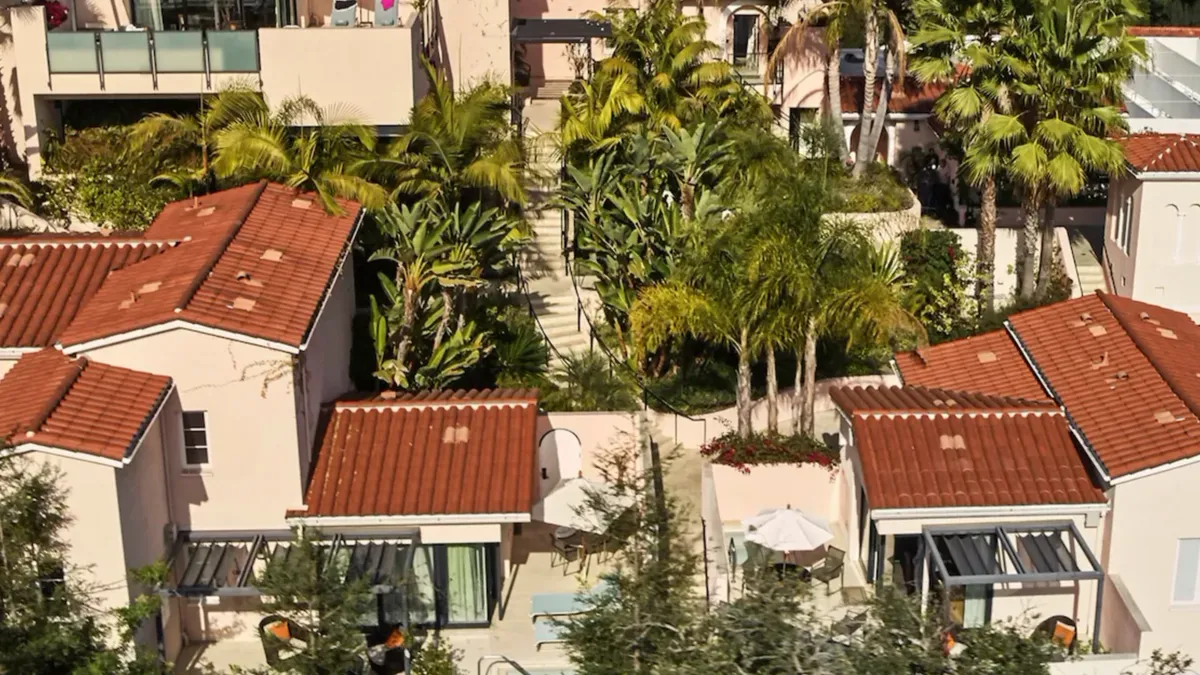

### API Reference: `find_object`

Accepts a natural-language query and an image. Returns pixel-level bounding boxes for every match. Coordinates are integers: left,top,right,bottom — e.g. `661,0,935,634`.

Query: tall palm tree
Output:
212,95,387,213
769,0,906,176
365,60,525,206
129,83,266,195
980,0,1144,297
910,0,1023,314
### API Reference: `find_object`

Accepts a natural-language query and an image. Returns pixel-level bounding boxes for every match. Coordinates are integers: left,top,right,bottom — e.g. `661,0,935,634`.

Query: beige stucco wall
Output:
712,463,840,529
39,453,129,610
83,329,303,531
1105,176,1143,301
1106,176,1200,319
0,355,16,378
438,0,510,89
535,411,640,488
1106,460,1200,660
258,22,422,128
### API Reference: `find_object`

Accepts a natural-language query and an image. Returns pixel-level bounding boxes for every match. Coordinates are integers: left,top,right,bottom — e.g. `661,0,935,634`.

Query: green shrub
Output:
541,350,639,412
900,228,976,342
830,163,914,214
39,126,186,231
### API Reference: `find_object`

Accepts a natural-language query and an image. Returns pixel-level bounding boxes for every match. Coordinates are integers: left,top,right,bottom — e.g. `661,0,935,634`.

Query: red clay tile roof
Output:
56,181,361,351
298,390,540,518
895,329,1049,401
1009,293,1200,478
831,385,1056,415
0,348,172,462
840,76,947,115
0,238,171,347
1129,26,1200,37
847,396,1106,509
1118,133,1200,173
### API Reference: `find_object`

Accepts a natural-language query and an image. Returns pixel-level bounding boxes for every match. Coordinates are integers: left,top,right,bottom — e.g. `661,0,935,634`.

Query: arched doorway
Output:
848,124,890,164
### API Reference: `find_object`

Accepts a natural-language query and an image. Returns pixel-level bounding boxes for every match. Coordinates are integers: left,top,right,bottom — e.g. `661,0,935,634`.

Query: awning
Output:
922,522,1102,586
511,18,612,43
164,530,419,597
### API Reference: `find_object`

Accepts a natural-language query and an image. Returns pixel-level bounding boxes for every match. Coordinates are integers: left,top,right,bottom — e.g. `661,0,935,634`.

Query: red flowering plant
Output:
41,0,70,29
700,431,839,475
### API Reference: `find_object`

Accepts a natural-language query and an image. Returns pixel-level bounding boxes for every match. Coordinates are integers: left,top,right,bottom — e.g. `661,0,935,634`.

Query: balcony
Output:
46,29,259,87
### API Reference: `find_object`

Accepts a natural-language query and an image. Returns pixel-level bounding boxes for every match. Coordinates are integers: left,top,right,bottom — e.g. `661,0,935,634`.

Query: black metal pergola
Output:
510,18,612,44
165,530,420,598
919,521,1105,652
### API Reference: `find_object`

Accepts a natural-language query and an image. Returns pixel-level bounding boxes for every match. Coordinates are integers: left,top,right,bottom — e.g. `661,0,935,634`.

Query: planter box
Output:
825,187,922,243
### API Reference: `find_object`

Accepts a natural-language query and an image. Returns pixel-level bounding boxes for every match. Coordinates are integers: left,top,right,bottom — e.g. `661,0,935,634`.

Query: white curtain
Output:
406,546,436,624
963,585,988,628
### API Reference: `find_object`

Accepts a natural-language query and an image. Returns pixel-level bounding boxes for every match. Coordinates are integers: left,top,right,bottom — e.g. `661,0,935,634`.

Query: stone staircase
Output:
1067,227,1108,295
520,96,598,364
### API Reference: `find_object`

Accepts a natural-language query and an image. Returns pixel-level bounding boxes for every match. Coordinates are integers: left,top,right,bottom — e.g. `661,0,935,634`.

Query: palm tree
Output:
910,0,1023,314
0,173,32,209
979,0,1144,297
365,60,525,206
212,95,386,213
559,72,646,156
769,0,906,176
129,83,266,195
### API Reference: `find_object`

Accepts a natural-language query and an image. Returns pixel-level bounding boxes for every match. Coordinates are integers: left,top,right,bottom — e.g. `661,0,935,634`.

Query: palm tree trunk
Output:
1036,201,1058,297
825,48,849,163
1018,190,1042,300
800,317,818,437
853,9,880,178
433,287,453,351
766,347,778,433
977,175,997,315
737,329,752,438
792,345,804,435
861,46,894,174
681,182,695,221
395,284,417,380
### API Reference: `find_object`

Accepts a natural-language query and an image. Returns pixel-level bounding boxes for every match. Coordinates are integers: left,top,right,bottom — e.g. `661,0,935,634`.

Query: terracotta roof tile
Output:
1129,26,1200,37
1009,293,1200,477
0,349,171,462
1118,133,1200,173
300,391,540,517
840,76,947,115
57,182,361,350
850,404,1106,509
895,329,1048,400
0,239,170,347
831,385,1055,415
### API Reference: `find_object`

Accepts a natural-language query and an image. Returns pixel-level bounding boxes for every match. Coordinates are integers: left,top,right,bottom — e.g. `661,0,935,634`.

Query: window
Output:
182,411,210,468
1114,194,1134,254
1173,539,1200,604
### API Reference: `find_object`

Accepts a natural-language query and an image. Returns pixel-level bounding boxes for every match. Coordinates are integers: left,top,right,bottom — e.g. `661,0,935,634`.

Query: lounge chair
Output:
550,533,580,572
829,609,868,646
534,616,565,648
810,546,845,596
530,580,611,618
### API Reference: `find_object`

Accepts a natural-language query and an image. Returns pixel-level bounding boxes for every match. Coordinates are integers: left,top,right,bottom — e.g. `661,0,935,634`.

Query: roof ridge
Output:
22,355,87,438
173,180,268,314
1096,291,1200,424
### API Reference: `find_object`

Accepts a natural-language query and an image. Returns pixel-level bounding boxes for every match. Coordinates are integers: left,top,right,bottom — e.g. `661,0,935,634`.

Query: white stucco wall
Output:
1106,460,1200,660
438,0,511,88
1107,176,1200,319
296,261,356,480
83,330,303,531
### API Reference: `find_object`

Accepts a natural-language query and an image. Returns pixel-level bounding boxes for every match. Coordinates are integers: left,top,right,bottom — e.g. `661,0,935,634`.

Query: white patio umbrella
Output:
741,507,833,554
539,477,634,533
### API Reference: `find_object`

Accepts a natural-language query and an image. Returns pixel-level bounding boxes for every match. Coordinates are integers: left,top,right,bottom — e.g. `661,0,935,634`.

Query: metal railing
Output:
46,28,260,89
477,655,534,675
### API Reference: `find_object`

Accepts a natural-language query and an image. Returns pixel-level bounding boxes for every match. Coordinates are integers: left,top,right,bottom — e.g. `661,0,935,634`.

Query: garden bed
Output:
701,431,839,474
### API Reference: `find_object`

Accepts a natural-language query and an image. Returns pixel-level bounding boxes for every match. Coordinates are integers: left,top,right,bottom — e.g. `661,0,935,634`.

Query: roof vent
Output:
1140,311,1162,326
442,424,470,444
1088,324,1107,337
291,198,313,210
18,253,34,267
939,434,966,451
379,391,398,400
138,281,161,294
1158,327,1178,340
1156,410,1178,424
977,351,997,364
5,253,20,267
229,297,256,311
118,291,138,310
0,302,7,318
1091,352,1110,370
236,270,263,288
260,248,284,262
196,206,216,218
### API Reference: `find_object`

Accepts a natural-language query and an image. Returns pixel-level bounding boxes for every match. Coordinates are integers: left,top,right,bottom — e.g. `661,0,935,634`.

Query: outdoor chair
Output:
828,609,869,647
810,546,845,596
550,534,580,572
258,615,310,668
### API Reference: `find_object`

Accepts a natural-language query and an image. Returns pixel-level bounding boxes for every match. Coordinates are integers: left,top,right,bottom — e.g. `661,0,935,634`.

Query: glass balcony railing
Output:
46,29,259,79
